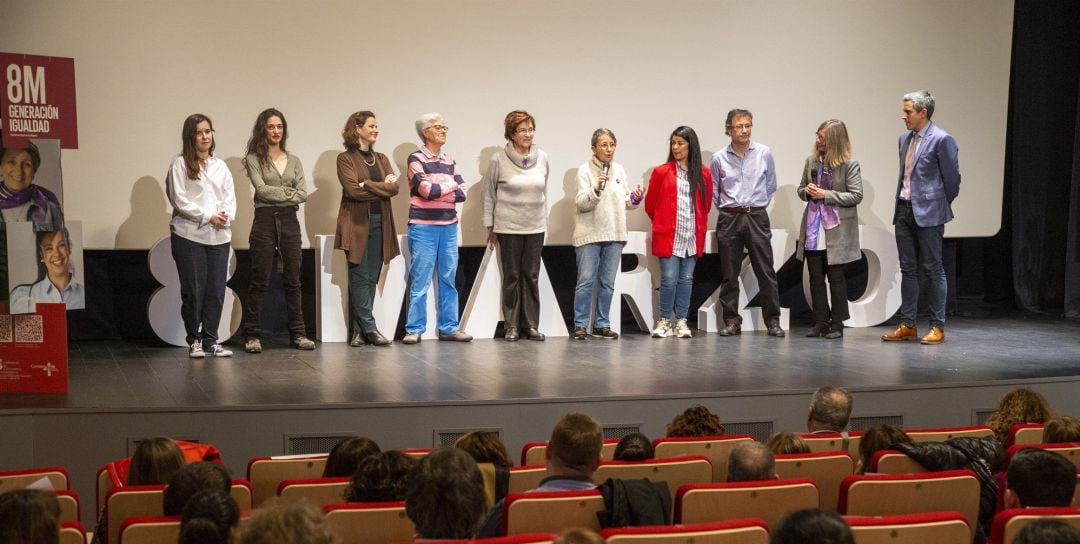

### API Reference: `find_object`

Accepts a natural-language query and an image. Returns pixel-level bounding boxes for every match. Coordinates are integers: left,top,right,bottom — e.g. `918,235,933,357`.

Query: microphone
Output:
600,162,610,191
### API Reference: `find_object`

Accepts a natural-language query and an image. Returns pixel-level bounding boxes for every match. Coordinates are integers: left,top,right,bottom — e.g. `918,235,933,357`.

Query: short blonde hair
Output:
236,499,336,544
504,110,535,141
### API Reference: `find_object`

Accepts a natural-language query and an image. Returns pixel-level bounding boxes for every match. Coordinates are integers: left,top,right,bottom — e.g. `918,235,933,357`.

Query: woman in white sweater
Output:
571,129,643,340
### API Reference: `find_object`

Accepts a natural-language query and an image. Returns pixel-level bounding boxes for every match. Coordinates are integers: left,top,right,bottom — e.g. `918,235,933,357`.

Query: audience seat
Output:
118,516,180,544
774,451,854,509
838,469,980,531
797,432,862,458
652,435,754,483
323,501,416,544
0,466,69,492
410,535,558,544
520,439,619,466
502,489,605,535
1006,424,1045,448
246,454,328,507
401,448,433,459
845,511,971,544
988,507,1080,544
105,479,253,544
55,489,81,522
1004,442,1080,470
674,479,819,530
594,455,713,498
600,519,771,543
59,520,87,544
868,450,928,474
97,463,123,514
903,425,994,443
277,477,351,509
508,465,548,495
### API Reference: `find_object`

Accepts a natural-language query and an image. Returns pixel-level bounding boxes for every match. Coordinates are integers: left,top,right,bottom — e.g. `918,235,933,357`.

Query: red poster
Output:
0,53,78,149
0,303,69,393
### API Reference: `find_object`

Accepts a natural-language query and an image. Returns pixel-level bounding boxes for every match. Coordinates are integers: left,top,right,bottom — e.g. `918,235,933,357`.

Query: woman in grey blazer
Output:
797,119,863,339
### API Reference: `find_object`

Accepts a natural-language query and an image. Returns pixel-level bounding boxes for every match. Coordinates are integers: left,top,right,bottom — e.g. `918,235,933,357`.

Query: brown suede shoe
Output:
920,327,945,344
881,324,918,341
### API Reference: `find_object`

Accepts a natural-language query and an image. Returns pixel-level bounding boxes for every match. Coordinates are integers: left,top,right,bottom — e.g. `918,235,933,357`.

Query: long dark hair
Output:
666,126,706,206
181,113,215,180
245,108,288,166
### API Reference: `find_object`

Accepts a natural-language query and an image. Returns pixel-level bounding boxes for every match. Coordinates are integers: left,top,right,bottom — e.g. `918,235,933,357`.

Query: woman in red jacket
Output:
644,126,713,338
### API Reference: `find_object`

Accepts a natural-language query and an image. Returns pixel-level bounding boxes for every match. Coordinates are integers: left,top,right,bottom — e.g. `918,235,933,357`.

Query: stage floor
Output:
5,312,1080,411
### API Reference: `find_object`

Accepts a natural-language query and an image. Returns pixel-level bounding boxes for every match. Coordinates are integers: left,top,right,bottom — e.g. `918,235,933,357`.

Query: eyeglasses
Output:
516,127,536,135
426,125,449,132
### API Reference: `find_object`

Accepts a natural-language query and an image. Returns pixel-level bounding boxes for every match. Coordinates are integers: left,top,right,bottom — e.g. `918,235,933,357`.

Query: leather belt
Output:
896,199,913,208
720,206,765,214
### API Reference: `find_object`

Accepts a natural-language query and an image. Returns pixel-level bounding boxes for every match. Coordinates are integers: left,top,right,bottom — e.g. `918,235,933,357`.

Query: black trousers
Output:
715,209,781,325
805,249,849,324
171,233,229,346
243,206,305,339
497,233,544,329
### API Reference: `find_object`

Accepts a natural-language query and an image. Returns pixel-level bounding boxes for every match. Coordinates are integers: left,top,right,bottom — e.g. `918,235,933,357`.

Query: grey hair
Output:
590,128,616,147
810,386,853,431
903,90,935,119
415,113,444,142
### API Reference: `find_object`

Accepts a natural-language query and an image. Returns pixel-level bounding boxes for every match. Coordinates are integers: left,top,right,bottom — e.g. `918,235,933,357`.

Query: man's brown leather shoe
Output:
920,327,945,344
881,324,917,341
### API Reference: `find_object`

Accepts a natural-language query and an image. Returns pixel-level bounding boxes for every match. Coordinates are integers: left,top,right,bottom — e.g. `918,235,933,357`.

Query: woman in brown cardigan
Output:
336,111,400,346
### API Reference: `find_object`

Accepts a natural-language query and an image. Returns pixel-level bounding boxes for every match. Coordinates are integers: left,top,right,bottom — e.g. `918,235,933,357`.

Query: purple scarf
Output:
0,181,60,223
805,157,840,250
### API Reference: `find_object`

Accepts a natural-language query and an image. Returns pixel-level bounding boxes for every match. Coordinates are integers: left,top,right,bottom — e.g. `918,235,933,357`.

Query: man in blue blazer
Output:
882,90,961,345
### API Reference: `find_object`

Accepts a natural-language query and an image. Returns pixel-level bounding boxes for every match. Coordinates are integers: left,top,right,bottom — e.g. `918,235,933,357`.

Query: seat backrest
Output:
246,455,328,507
508,465,548,495
323,501,416,544
869,450,928,474
838,469,981,531
0,466,69,493
904,425,994,443
1007,424,1045,448
118,516,180,544
55,489,80,522
520,440,619,467
675,479,819,530
600,519,771,544
775,452,854,509
106,484,165,544
97,463,123,514
400,448,434,460
797,432,862,458
989,507,1080,544
418,535,558,544
594,456,712,498
503,490,605,535
277,477,351,509
652,435,754,482
1005,443,1080,470
230,478,254,510
59,521,86,544
845,511,971,544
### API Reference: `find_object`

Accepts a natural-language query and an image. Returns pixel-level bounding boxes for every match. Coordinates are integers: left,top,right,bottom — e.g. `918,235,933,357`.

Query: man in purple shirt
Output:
710,109,784,337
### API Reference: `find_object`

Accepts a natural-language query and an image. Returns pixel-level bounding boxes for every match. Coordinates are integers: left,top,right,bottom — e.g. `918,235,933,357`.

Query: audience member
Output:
1013,519,1080,544
1005,448,1077,508
666,405,725,437
347,450,417,502
127,437,187,485
180,489,239,544
235,499,335,544
0,489,61,544
1043,415,1080,444
613,432,655,461
770,508,854,544
727,442,778,482
406,448,488,540
766,432,811,455
455,431,513,467
557,527,605,544
985,388,1052,446
807,386,854,433
322,436,380,478
164,462,232,516
857,425,912,474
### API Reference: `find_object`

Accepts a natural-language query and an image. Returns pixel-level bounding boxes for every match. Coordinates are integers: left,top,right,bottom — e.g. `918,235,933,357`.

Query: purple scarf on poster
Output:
805,156,840,250
0,181,60,223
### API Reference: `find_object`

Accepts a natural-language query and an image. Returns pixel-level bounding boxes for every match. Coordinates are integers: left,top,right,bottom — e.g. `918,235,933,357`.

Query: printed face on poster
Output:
6,220,83,314
0,53,78,149
1,137,63,213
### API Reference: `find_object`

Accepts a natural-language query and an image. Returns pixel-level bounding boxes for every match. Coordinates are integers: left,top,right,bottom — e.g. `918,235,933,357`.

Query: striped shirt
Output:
406,147,467,225
672,165,696,257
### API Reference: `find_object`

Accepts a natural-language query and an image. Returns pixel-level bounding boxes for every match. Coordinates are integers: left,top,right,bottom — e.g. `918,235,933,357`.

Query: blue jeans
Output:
658,255,696,320
573,241,625,328
406,223,460,334
894,203,946,329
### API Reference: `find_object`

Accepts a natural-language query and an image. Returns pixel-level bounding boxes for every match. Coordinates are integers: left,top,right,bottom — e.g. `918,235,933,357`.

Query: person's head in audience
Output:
858,425,912,474
666,405,725,437
727,441,777,482
235,498,335,544
1013,519,1080,544
347,450,417,502
986,388,1053,445
127,436,187,486
547,412,604,478
454,431,513,467
556,527,605,544
1043,415,1080,444
807,386,854,433
1005,448,1077,508
405,448,488,539
322,436,380,478
613,432,655,461
180,489,239,544
164,461,232,516
770,508,854,544
0,489,61,544
767,432,811,455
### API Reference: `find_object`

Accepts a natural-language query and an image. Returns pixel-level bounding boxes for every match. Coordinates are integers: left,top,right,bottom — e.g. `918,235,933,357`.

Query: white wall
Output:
1,0,1013,249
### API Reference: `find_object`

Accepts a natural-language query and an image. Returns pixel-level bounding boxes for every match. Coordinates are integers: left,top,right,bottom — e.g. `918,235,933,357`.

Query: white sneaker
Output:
206,344,233,357
189,341,205,358
674,319,692,338
651,318,673,338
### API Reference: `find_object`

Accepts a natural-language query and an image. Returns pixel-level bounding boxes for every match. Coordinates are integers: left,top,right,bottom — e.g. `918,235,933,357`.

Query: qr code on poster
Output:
0,315,10,343
13,315,44,343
